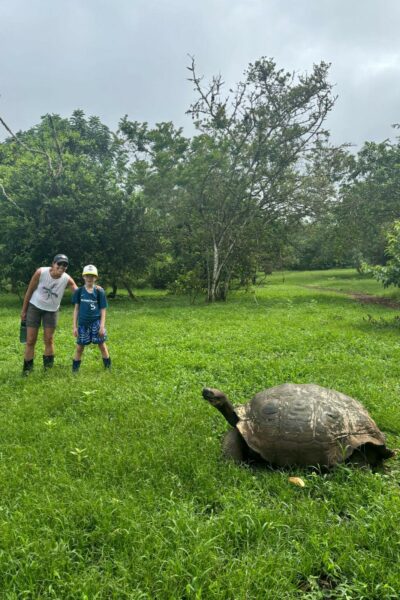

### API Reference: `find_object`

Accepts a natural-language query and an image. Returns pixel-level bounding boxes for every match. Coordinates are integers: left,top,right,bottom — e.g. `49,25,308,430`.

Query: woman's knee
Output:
26,333,37,350
26,327,38,348
43,329,55,344
25,339,36,351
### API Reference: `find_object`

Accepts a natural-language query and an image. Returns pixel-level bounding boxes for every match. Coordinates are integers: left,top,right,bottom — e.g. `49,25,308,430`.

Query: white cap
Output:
82,264,98,277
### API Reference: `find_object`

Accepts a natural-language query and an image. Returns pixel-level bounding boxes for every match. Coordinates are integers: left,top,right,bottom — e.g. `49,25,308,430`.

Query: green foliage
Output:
2,61,400,299
119,58,336,302
1,270,400,597
181,58,336,300
284,132,400,273
0,111,158,291
169,268,207,303
363,220,400,288
334,135,400,266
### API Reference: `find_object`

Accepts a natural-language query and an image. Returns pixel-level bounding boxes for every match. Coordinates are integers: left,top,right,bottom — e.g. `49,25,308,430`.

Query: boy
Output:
71,264,111,372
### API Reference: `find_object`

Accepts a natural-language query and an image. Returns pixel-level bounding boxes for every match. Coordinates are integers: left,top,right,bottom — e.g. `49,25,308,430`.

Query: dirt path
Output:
303,285,400,309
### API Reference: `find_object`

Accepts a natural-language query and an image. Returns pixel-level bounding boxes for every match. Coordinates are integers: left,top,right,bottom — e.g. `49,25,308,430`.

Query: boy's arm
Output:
99,308,106,335
73,304,79,336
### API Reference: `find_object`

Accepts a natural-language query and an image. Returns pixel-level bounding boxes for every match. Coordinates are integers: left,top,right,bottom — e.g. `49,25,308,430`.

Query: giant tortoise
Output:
202,384,394,467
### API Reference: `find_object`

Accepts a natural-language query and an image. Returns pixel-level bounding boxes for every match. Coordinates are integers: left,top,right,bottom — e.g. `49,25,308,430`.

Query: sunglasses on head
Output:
57,261,68,268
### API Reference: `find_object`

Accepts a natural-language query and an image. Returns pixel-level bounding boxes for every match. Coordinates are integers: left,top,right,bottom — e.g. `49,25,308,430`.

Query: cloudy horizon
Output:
1,0,400,148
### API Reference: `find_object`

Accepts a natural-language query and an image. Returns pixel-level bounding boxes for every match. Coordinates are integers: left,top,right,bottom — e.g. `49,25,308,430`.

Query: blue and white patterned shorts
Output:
77,320,107,345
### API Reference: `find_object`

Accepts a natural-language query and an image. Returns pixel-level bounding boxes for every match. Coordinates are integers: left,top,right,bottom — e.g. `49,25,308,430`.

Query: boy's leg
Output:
92,321,110,369
74,344,85,361
98,343,111,369
72,344,84,372
98,342,109,359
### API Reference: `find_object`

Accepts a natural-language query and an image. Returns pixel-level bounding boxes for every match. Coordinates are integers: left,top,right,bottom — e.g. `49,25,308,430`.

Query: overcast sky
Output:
1,0,399,148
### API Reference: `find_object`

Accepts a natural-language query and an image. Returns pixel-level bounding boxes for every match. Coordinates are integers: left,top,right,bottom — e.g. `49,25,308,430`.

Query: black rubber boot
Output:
72,359,81,373
22,359,34,376
103,357,111,370
43,355,54,369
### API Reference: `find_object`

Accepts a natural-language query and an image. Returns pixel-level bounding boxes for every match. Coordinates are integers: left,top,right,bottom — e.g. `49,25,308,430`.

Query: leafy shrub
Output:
364,220,400,287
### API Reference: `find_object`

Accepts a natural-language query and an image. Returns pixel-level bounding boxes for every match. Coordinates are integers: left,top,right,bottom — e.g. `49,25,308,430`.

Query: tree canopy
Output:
1,58,399,299
0,111,158,295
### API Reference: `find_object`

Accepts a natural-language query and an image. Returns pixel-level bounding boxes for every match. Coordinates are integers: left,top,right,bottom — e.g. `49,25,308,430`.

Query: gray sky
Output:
1,0,400,147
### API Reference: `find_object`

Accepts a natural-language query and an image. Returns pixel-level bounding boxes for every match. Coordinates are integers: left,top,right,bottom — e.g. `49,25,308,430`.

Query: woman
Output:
21,254,77,374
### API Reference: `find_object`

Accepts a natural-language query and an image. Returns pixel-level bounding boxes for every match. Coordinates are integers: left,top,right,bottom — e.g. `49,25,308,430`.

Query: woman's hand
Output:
73,327,78,337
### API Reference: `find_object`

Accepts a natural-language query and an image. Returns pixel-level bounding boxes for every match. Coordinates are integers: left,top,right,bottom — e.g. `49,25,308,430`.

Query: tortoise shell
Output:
234,383,388,467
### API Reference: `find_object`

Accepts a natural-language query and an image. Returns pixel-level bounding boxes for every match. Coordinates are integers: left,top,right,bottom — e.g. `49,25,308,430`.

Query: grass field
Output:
1,269,400,599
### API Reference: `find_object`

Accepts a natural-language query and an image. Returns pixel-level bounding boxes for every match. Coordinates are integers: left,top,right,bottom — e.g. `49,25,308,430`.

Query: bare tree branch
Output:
0,115,62,181
47,114,64,176
0,181,26,214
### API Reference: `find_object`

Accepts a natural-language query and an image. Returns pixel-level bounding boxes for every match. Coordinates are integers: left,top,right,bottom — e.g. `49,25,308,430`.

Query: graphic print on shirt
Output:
79,295,99,315
42,283,59,300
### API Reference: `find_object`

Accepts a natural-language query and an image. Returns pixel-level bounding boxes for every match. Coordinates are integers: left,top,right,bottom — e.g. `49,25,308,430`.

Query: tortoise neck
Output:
216,400,239,427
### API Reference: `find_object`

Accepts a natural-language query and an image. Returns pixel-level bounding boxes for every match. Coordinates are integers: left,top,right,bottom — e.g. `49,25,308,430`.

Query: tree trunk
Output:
108,283,118,298
207,236,235,302
122,280,137,301
208,238,219,302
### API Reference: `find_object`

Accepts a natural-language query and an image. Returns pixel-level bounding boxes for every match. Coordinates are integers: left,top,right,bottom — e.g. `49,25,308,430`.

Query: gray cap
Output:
53,254,69,264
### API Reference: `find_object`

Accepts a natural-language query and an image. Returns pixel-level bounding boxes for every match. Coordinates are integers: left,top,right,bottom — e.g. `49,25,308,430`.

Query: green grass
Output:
269,267,400,298
1,269,400,598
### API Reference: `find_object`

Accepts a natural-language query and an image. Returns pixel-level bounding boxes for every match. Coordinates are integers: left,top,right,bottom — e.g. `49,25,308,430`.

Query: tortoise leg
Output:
222,429,246,462
348,443,394,468
347,448,370,468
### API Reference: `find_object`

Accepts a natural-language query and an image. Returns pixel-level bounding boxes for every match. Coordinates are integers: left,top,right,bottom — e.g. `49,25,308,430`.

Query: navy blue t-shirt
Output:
72,286,108,326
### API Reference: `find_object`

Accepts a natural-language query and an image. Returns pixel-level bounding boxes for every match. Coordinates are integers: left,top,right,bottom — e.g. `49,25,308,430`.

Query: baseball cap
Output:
82,264,98,277
53,253,69,265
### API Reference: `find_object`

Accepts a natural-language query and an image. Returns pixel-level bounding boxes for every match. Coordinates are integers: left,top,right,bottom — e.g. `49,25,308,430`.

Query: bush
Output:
364,220,400,287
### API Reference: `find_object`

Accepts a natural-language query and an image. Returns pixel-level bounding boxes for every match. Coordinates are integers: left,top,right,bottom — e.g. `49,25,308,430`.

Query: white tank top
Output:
30,267,70,311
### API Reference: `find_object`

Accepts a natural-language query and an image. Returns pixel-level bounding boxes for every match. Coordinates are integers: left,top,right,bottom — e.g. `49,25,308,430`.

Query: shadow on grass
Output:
2,285,399,315
234,291,395,312
354,314,400,333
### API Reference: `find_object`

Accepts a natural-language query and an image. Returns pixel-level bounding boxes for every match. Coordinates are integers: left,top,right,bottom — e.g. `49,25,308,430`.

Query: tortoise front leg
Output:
222,429,246,462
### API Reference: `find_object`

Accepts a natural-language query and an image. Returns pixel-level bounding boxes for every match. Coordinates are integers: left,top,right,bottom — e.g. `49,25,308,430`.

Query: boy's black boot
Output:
103,357,111,370
72,359,81,373
22,359,34,376
43,354,54,369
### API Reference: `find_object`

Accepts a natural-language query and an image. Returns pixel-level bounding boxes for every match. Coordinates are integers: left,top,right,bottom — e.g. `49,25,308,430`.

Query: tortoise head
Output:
202,387,228,407
202,387,239,427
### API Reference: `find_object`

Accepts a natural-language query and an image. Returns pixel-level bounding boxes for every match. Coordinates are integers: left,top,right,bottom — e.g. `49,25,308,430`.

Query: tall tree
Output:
181,57,336,300
118,118,190,290
0,111,158,293
335,132,400,266
119,59,336,301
